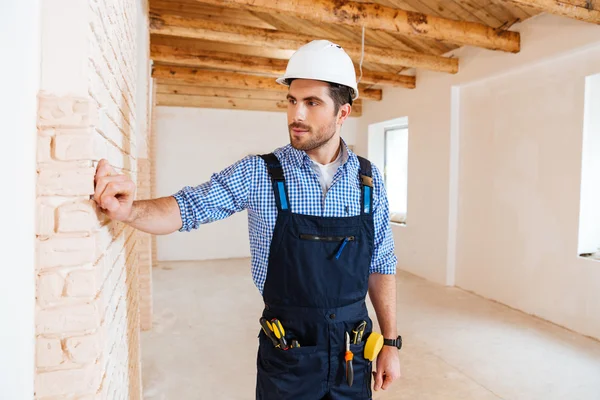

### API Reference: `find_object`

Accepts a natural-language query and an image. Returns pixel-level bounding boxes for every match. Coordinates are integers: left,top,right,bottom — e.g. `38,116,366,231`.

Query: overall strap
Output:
259,153,289,212
357,156,373,215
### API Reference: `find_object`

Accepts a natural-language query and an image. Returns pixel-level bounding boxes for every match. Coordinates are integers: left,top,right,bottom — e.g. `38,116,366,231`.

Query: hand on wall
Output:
93,159,136,222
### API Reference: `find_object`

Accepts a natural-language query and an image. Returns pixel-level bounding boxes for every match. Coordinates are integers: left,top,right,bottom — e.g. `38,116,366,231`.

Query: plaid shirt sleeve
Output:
172,155,258,232
370,163,398,274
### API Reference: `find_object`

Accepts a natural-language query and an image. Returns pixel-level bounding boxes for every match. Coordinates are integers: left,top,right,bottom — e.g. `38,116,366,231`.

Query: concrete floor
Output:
141,259,600,400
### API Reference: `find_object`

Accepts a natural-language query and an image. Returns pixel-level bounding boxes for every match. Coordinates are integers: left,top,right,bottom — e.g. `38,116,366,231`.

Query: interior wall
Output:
357,13,600,340
0,2,40,399
155,106,360,261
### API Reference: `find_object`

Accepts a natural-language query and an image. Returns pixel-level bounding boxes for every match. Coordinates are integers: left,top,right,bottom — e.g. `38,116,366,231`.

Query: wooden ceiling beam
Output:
188,0,520,53
150,13,458,73
152,65,383,101
156,93,363,116
504,0,600,24
150,44,416,88
157,84,287,100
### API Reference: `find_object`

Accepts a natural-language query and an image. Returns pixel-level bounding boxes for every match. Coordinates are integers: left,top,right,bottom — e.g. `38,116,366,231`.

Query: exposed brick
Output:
65,269,97,298
36,337,64,368
57,200,101,233
35,365,101,397
37,135,53,163
53,129,106,161
37,303,99,335
66,334,100,364
39,128,55,137
37,273,64,306
37,237,95,270
36,200,56,236
38,96,98,128
38,165,96,196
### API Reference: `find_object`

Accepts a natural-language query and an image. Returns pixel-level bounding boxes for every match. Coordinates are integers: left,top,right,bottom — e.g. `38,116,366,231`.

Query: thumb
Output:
373,370,384,391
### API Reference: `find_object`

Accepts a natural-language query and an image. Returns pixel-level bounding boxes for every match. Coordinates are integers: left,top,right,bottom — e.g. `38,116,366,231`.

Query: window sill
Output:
579,253,600,262
390,221,406,227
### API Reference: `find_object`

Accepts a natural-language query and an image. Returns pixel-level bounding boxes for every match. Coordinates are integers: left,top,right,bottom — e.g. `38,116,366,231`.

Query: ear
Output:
337,103,352,125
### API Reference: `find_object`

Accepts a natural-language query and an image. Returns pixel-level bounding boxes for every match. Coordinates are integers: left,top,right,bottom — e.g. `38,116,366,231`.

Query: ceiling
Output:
148,0,599,116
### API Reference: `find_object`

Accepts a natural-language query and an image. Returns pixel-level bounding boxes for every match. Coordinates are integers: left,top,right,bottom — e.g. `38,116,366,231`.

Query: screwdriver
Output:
345,332,354,386
270,318,289,350
259,317,280,348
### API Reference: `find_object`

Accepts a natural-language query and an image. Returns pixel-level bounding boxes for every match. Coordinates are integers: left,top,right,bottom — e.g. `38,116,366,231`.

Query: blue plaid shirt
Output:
173,141,397,294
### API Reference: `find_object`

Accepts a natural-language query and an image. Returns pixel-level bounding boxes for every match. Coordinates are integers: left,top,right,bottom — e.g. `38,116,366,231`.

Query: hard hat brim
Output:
276,75,359,100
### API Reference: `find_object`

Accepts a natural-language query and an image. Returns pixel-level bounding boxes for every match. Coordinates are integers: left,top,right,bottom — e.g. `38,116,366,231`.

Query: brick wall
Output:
35,0,150,398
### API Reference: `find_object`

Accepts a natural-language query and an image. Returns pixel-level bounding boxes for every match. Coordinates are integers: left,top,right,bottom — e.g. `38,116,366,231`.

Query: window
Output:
368,117,409,225
578,73,600,260
384,126,409,224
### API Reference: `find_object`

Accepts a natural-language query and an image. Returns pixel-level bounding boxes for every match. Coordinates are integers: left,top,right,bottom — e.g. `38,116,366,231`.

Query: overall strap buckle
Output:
357,156,373,215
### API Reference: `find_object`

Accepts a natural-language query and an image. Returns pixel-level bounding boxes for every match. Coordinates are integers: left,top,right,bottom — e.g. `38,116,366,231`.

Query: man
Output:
94,40,401,399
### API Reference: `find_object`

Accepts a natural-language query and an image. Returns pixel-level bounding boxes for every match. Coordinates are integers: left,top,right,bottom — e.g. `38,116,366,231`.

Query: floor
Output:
141,259,600,400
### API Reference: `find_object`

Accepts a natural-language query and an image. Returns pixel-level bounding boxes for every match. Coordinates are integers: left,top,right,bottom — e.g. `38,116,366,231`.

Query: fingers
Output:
95,159,116,182
100,180,134,212
373,370,384,391
94,174,128,206
381,372,395,390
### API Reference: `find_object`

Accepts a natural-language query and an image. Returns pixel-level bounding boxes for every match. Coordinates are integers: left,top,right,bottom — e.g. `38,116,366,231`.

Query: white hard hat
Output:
276,40,359,100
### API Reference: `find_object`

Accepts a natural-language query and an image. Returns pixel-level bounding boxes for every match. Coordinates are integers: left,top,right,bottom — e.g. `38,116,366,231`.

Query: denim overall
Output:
256,152,375,399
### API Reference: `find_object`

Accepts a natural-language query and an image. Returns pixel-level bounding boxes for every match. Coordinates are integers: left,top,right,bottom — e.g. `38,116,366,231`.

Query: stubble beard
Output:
289,120,337,152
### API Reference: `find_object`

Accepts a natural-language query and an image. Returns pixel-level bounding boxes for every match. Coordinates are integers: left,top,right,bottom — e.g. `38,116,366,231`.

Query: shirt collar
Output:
280,138,357,170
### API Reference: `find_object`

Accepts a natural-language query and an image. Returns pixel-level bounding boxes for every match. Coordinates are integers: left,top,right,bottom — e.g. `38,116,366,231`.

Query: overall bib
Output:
256,152,375,400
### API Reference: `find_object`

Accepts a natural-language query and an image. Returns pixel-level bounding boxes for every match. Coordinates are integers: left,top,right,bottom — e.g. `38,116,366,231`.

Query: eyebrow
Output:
286,94,325,103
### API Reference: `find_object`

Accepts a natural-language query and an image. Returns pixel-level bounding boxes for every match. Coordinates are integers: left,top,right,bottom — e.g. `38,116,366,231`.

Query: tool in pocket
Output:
260,317,299,350
299,234,356,259
345,331,354,386
352,320,367,344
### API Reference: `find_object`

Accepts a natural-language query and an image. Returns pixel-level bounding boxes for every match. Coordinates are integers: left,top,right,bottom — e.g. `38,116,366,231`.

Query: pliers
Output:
345,332,354,386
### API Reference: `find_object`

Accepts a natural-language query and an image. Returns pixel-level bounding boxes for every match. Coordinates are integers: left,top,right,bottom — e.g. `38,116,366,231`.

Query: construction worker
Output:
93,40,401,399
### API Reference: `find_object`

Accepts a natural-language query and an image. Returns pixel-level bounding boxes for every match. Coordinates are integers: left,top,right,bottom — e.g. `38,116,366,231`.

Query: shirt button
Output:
330,314,336,319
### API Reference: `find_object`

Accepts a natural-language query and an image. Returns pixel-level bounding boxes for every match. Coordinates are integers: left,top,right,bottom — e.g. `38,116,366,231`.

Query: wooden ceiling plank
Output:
446,0,504,26
157,93,289,112
152,65,384,100
189,0,520,52
156,84,287,100
150,14,459,73
156,93,363,116
151,44,416,88
151,44,288,75
503,0,600,23
151,0,273,18
151,35,295,59
149,10,275,28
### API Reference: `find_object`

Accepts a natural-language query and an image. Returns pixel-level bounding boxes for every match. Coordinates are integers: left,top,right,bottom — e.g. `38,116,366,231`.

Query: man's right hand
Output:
93,159,136,223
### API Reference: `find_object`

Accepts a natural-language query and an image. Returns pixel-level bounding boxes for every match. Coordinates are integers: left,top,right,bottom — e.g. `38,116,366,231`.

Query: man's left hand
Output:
372,345,401,391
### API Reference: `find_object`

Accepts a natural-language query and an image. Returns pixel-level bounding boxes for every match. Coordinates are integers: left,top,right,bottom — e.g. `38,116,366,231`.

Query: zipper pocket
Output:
299,234,356,259
299,234,356,242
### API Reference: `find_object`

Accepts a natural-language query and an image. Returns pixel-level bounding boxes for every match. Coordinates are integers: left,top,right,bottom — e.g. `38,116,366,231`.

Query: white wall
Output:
358,13,600,340
0,2,40,399
155,106,360,261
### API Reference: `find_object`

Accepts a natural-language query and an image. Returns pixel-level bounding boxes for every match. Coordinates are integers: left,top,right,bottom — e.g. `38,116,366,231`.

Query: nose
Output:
292,103,307,122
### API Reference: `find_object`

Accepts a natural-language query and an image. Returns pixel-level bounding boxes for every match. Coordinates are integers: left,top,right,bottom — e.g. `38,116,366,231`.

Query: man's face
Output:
287,79,338,152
